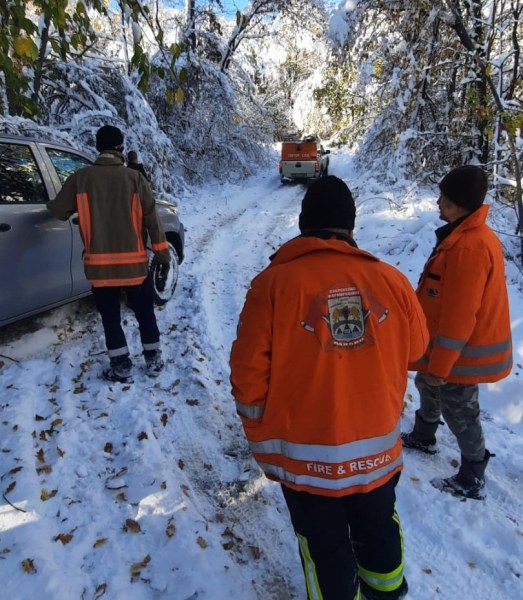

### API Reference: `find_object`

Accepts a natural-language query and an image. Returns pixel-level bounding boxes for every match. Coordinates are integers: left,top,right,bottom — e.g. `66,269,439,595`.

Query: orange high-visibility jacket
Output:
48,151,169,287
409,205,512,383
230,235,429,497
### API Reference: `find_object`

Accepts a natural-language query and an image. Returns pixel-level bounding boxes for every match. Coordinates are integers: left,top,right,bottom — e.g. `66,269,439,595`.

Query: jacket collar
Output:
437,204,489,250
94,150,125,165
269,233,379,268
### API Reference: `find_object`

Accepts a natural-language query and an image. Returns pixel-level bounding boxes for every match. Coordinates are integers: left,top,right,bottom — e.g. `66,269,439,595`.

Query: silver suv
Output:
0,135,185,327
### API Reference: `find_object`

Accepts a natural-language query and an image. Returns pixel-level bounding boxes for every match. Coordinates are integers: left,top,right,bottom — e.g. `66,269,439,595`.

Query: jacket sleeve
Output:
139,177,170,264
230,273,273,430
46,173,78,221
428,246,489,378
404,277,429,363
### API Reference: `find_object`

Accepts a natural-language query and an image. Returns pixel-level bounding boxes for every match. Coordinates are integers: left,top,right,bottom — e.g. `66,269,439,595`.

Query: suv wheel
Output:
149,242,180,305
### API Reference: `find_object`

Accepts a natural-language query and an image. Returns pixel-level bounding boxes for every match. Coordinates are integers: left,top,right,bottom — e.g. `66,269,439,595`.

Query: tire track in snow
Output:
158,176,306,598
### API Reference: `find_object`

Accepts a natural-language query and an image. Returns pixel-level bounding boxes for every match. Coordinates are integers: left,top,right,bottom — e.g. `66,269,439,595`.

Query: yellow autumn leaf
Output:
21,558,36,574
197,536,208,549
175,87,184,103
13,37,38,61
40,488,57,501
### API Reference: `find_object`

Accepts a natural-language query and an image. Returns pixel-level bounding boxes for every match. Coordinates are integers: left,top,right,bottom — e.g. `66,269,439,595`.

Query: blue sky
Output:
221,0,250,14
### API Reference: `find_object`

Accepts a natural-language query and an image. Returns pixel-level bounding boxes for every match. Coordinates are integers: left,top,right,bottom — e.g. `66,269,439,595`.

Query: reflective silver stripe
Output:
296,534,322,600
249,423,400,462
359,567,404,591
108,346,129,358
258,455,402,491
460,339,512,358
434,334,466,351
235,399,264,420
451,355,513,377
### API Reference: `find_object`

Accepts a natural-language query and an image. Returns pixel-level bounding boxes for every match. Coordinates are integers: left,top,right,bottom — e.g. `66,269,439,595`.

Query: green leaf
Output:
175,87,184,103
179,67,187,84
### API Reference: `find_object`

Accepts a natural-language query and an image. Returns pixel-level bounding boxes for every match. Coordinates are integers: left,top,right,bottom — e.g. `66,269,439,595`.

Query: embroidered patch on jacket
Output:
301,283,388,351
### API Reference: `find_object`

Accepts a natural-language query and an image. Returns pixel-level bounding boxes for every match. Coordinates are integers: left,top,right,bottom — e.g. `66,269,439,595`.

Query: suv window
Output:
46,148,92,184
0,142,48,204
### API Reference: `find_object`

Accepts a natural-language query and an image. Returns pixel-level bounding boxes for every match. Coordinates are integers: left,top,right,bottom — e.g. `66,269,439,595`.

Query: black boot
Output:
103,355,133,383
144,349,164,378
431,450,493,500
401,410,439,454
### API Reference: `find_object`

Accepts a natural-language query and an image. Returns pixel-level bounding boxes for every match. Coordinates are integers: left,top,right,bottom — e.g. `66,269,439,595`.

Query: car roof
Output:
0,133,85,152
0,133,89,157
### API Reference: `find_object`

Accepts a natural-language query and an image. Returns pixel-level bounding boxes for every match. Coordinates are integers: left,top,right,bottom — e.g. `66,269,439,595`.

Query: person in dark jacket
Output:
127,150,149,181
402,165,512,500
47,125,170,383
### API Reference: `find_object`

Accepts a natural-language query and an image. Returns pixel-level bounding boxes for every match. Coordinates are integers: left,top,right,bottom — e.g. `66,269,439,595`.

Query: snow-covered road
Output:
1,153,522,599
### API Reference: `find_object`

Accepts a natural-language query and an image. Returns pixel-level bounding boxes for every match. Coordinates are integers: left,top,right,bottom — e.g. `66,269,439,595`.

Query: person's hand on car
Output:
154,261,170,292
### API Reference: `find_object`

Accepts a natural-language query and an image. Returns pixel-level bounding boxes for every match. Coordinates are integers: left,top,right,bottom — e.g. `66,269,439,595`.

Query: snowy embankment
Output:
0,150,522,599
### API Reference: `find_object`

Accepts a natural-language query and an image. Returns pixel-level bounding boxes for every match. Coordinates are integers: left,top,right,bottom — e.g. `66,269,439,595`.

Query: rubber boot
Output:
401,410,439,454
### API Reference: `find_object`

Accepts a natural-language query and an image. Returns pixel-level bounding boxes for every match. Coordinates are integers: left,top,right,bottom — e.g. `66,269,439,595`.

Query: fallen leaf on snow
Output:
40,488,57,501
124,519,141,533
54,533,73,545
166,517,176,538
21,558,36,574
130,554,151,578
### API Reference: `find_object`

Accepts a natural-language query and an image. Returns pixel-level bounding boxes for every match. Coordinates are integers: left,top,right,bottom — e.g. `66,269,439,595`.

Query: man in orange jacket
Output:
402,165,512,500
230,176,428,600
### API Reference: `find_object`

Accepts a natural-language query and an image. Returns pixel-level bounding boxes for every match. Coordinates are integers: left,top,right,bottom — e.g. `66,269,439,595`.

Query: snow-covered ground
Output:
0,150,522,599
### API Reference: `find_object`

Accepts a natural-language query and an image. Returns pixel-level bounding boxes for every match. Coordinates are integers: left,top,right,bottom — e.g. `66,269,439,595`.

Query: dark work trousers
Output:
415,373,485,462
92,275,160,359
281,474,406,600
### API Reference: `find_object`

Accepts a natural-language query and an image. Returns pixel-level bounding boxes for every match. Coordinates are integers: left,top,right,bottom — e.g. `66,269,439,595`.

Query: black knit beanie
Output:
299,176,356,232
439,165,488,211
96,125,124,152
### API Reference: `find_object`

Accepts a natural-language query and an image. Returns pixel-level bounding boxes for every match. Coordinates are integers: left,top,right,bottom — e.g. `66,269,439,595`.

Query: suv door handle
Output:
0,223,11,232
